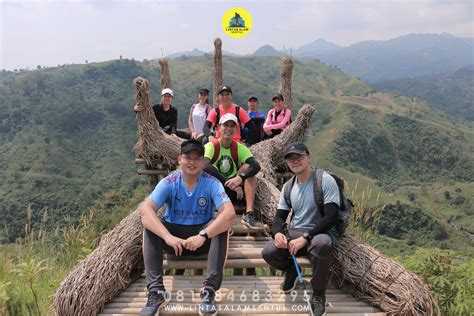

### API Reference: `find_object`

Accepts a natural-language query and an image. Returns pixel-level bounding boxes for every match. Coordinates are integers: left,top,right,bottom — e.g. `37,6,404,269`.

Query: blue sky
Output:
1,0,473,70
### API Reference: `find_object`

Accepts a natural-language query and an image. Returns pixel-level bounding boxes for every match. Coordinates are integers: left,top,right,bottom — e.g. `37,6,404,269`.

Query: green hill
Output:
0,57,472,256
375,66,474,121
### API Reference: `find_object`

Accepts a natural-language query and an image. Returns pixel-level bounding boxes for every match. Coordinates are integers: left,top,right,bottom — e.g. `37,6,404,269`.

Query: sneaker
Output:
140,290,169,315
199,286,217,315
310,292,326,316
280,265,298,293
241,212,263,229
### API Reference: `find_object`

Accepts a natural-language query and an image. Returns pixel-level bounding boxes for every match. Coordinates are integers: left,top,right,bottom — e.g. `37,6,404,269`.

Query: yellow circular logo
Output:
222,8,252,38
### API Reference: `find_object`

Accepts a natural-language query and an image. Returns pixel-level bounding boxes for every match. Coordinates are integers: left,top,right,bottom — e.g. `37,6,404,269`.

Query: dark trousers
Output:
262,128,283,140
261,228,334,291
143,221,229,292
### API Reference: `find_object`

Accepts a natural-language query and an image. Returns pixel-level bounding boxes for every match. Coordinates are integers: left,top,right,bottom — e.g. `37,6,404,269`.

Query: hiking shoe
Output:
241,212,263,229
199,287,217,315
310,292,326,316
281,265,298,293
140,290,169,315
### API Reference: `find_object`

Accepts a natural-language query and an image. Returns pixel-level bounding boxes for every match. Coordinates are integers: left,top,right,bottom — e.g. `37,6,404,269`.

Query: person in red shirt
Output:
203,85,257,143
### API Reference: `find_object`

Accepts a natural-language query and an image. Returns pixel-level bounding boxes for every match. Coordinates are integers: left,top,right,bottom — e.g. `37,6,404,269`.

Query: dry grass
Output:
331,234,439,315
213,38,223,107
52,209,143,316
133,77,182,167
159,58,171,89
279,56,293,109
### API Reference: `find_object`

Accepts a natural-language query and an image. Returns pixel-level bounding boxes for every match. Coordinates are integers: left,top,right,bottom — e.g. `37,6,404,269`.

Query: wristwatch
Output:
302,232,311,243
199,229,209,240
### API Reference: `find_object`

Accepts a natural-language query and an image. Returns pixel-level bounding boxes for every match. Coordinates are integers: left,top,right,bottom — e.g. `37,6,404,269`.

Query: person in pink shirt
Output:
263,93,292,139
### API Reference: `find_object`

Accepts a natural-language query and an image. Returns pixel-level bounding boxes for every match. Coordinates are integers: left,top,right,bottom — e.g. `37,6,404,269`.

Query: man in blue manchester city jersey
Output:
139,139,235,316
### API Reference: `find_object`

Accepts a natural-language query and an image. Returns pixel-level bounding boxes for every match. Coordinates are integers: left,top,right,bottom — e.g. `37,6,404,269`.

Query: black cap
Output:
218,85,232,94
199,88,209,95
283,142,309,159
272,93,284,101
248,96,258,102
180,139,204,156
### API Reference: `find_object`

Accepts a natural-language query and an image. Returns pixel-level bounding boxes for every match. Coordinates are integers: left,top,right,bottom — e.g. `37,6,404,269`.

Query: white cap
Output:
161,88,174,96
219,113,238,125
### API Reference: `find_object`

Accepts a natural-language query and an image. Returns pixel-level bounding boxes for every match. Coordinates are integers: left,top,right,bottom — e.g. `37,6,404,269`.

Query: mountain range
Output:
167,33,474,82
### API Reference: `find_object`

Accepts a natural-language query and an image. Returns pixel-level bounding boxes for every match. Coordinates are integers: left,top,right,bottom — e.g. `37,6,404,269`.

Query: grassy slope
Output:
0,56,472,254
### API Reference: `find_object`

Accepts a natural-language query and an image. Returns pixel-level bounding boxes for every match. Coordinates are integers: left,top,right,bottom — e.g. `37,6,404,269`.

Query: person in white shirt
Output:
188,88,212,141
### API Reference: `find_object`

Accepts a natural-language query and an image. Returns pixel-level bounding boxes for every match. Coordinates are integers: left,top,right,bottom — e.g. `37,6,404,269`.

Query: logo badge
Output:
198,197,207,207
217,155,235,178
222,8,252,38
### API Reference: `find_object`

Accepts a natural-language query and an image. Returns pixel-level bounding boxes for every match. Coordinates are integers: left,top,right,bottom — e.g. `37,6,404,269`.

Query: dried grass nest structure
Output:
53,54,438,316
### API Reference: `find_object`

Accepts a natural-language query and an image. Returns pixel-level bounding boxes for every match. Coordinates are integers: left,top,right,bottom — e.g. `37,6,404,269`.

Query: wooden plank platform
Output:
108,164,385,315
99,276,383,315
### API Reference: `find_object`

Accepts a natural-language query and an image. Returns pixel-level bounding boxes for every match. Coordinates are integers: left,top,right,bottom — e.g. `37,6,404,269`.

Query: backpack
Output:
283,168,353,236
271,108,292,127
215,104,243,137
215,104,241,126
210,139,239,165
191,103,211,115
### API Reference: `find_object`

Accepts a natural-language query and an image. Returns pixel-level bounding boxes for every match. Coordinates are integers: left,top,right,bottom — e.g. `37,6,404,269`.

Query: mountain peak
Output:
252,45,283,57
293,38,340,57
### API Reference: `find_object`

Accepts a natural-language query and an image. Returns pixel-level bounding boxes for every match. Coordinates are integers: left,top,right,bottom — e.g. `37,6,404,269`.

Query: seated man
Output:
203,85,257,144
203,113,263,229
139,139,236,316
243,95,266,146
261,142,340,316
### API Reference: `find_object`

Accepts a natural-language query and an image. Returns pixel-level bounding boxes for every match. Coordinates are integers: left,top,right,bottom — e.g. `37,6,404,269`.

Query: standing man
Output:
204,113,263,229
139,139,236,316
203,85,257,144
261,142,340,316
244,96,266,146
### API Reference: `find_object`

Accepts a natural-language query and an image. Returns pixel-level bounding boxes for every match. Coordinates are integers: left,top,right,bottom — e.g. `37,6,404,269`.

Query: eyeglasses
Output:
285,154,307,163
181,155,203,163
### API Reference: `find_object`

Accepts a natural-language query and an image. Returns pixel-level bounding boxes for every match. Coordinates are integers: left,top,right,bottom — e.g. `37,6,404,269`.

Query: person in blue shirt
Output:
243,96,266,146
139,139,236,316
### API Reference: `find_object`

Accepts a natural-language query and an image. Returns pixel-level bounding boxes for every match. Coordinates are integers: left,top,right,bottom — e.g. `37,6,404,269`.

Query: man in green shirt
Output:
204,113,263,229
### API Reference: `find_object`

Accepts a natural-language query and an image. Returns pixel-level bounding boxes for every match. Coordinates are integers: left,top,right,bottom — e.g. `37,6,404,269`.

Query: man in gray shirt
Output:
261,142,340,316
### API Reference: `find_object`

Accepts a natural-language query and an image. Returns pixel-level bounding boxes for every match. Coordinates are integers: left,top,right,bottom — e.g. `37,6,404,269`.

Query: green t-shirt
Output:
204,141,253,178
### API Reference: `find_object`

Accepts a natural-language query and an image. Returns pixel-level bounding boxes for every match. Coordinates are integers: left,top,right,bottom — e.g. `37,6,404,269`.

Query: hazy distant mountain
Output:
221,50,241,56
376,65,474,121
166,48,240,59
166,48,206,58
293,39,341,57
252,45,284,57
314,33,474,82
166,33,473,82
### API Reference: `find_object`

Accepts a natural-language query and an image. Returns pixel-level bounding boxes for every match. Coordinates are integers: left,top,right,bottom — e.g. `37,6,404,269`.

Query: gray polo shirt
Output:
278,171,340,229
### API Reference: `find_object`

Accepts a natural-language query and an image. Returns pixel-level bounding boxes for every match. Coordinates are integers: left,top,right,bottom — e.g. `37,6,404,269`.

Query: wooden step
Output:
163,258,310,270
100,276,383,315
98,312,386,316
99,304,381,315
